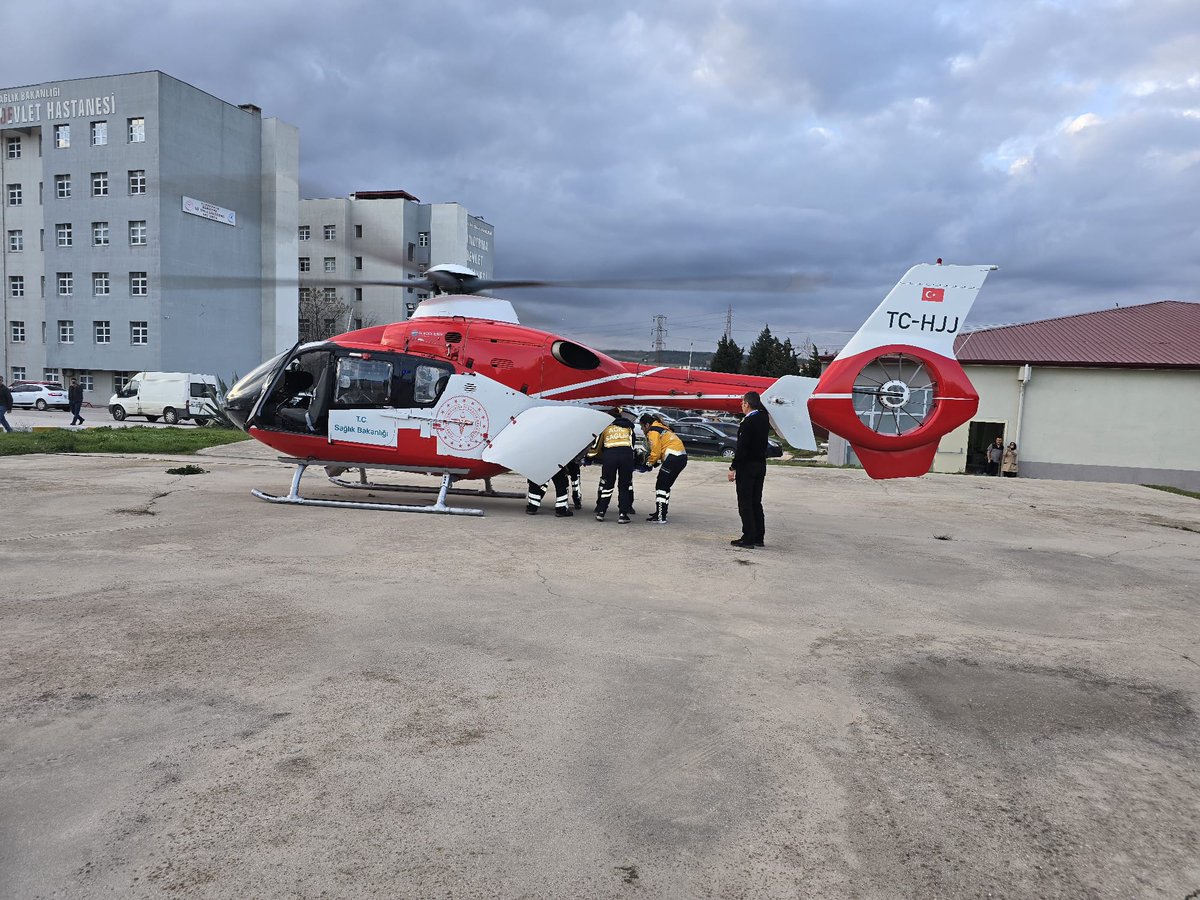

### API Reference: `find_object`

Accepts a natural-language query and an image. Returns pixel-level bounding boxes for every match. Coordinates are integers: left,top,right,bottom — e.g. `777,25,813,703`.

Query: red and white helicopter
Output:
223,261,996,514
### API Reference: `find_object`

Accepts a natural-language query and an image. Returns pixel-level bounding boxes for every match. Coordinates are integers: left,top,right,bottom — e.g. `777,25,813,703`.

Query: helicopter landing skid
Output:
252,458,485,516
328,469,524,500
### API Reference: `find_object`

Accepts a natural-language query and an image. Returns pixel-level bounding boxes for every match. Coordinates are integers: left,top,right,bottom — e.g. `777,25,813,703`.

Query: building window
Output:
9,276,23,297
56,223,73,247
94,321,111,344
79,372,94,391
11,366,25,382
55,124,70,148
354,224,363,239
114,372,133,392
129,220,147,246
323,287,336,302
44,368,61,383
324,257,336,272
58,273,73,296
130,321,148,345
324,225,336,240
90,121,108,146
298,225,310,241
7,230,23,252
93,272,110,296
92,222,109,246
352,257,362,270
128,117,145,143
130,272,148,296
5,136,19,159
10,321,25,343
59,320,74,344
91,172,109,197
54,175,71,199
299,257,310,272
354,288,362,302
418,232,430,247
7,183,23,206
128,169,146,194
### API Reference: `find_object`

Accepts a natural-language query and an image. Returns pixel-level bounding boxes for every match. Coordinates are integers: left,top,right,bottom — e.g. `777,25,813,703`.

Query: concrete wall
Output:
936,364,1200,490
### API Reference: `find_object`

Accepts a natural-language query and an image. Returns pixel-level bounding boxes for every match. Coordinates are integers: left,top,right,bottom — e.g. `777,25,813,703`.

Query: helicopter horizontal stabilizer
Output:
760,375,820,451
482,405,612,484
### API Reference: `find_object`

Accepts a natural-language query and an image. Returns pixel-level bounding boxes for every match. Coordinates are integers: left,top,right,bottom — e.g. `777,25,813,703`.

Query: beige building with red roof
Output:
929,300,1200,489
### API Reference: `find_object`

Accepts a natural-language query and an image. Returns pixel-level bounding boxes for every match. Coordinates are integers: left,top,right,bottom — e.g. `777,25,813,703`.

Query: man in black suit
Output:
727,391,769,548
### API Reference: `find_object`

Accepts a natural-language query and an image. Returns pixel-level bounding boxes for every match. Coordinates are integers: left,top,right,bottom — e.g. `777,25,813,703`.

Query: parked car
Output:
676,421,784,458
9,381,69,410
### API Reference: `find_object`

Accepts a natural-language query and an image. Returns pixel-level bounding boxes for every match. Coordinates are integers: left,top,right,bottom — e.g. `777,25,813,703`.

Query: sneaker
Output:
646,513,661,522
730,538,755,548
652,517,668,524
525,506,539,515
618,514,631,524
555,508,574,518
595,511,606,521
753,540,764,547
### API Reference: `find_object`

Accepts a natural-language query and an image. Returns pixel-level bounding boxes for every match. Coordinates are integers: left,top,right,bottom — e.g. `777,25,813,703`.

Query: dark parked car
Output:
672,421,784,458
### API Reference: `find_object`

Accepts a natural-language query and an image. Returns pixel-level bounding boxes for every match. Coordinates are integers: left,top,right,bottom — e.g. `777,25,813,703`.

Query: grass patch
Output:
166,464,208,475
0,426,249,457
1143,484,1200,501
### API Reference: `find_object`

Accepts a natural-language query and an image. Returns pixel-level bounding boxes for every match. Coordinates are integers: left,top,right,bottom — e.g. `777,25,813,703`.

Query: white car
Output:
9,381,69,410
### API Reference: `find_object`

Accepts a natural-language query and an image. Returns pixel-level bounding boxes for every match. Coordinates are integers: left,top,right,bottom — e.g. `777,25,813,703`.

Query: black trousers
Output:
596,448,635,515
653,454,688,516
69,401,84,424
527,468,571,510
735,461,766,543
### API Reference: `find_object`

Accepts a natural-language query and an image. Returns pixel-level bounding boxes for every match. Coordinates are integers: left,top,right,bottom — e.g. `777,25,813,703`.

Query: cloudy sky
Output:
7,0,1199,352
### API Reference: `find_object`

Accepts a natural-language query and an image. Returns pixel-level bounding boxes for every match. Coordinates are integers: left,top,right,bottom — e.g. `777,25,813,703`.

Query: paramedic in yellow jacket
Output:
638,413,689,523
586,409,637,524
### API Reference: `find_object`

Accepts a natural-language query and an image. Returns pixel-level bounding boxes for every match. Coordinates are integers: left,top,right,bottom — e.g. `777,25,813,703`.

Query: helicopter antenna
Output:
651,314,668,364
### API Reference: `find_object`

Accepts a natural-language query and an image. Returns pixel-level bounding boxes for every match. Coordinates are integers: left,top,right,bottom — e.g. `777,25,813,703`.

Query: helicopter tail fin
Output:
808,263,996,478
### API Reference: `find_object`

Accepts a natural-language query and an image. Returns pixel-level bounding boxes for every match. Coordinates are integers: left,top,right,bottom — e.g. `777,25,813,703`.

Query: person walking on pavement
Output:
68,378,85,426
525,466,575,518
728,391,770,548
587,408,637,524
0,377,13,433
638,413,688,523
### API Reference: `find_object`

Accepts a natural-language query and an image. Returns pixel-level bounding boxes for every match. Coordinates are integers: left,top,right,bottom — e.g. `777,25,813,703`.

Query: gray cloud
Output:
8,0,1198,350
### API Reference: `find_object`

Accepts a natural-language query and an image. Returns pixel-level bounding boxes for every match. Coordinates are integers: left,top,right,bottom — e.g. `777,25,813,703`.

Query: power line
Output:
651,315,668,363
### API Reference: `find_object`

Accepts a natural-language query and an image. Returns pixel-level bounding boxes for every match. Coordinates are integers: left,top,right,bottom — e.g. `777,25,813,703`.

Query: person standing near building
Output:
728,391,770,548
0,377,13,433
1002,442,1019,478
588,409,637,524
985,435,1004,476
638,413,688,523
68,378,85,426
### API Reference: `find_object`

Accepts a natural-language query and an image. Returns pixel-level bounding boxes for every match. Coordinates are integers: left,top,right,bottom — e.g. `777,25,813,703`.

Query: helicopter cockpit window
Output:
334,357,393,406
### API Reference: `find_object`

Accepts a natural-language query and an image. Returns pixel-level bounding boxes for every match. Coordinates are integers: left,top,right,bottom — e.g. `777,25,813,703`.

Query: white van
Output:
108,372,222,424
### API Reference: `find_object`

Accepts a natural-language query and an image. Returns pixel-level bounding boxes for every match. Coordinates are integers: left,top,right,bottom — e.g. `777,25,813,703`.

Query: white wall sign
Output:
329,410,398,447
182,196,237,227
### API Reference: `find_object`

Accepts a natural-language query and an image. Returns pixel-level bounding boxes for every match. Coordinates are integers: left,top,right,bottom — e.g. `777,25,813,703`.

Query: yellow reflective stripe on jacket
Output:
600,423,634,449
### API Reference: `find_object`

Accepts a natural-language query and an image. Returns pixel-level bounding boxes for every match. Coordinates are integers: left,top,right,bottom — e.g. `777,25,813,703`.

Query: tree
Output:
779,338,802,377
745,326,781,377
800,343,822,378
710,335,744,373
298,283,350,342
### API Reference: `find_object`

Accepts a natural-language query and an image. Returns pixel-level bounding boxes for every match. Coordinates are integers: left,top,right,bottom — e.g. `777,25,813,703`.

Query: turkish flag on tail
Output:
921,287,945,302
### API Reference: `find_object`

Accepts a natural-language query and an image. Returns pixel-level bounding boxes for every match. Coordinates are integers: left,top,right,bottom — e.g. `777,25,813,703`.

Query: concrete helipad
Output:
1,441,1197,898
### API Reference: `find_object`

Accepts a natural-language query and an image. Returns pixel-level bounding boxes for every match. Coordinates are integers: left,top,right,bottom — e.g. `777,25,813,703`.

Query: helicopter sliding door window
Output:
334,357,392,407
390,355,452,408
